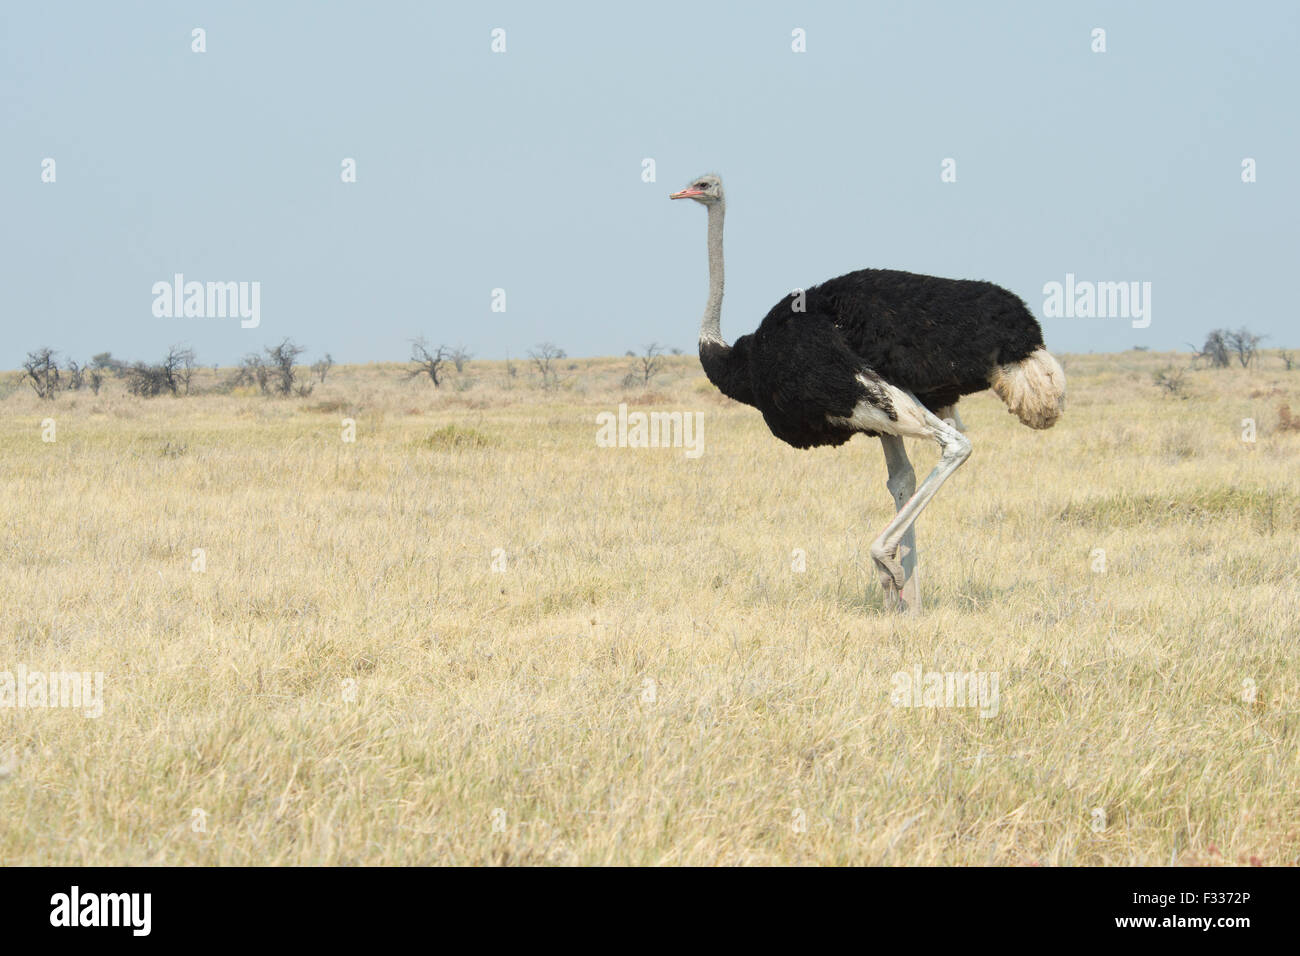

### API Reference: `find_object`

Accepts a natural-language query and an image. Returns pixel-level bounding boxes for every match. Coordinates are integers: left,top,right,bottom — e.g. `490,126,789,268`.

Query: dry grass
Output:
1,350,1297,865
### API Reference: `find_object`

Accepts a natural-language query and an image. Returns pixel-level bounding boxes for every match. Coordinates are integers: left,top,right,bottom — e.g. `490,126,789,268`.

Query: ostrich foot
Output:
871,545,906,592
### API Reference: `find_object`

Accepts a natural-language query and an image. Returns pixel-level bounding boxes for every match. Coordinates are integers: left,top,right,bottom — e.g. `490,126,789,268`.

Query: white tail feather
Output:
990,348,1065,429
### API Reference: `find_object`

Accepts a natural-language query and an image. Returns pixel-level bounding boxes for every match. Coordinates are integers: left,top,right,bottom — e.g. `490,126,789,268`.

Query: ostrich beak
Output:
670,187,703,200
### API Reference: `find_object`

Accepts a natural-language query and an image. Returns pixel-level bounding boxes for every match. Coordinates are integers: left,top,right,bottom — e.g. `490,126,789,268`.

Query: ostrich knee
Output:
942,429,972,466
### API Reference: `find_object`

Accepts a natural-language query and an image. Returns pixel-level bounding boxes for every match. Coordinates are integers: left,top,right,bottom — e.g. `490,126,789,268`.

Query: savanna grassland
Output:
1,350,1297,865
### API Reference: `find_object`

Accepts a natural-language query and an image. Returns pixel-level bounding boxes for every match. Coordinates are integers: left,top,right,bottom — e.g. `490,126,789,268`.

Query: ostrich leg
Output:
936,405,967,433
870,398,971,611
879,435,919,611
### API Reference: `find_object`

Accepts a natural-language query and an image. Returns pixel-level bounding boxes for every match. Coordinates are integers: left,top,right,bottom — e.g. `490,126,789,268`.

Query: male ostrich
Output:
670,173,1065,611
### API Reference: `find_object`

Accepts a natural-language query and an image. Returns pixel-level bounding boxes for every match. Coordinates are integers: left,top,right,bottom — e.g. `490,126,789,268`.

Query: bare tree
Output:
174,346,198,394
528,342,566,390
159,346,186,394
311,353,335,383
22,348,60,399
409,337,448,386
266,339,306,395
65,359,86,391
449,346,473,374
636,342,665,386
88,368,103,394
1225,327,1263,369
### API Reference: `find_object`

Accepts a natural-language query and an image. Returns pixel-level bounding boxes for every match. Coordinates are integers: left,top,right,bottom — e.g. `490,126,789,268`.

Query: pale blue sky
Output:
2,1,1296,368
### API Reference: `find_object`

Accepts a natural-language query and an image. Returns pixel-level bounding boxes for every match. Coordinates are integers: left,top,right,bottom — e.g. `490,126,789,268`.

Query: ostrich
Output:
670,173,1065,611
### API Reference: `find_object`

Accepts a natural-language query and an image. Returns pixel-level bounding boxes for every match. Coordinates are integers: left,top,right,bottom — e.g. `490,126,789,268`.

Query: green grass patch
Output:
1058,487,1300,532
418,425,495,450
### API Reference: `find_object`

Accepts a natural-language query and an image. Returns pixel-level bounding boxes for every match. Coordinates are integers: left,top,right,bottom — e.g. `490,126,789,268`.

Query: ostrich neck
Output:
696,198,754,407
700,199,725,345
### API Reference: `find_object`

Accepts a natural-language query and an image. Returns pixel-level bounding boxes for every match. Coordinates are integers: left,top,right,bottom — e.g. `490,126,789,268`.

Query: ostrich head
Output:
670,174,723,205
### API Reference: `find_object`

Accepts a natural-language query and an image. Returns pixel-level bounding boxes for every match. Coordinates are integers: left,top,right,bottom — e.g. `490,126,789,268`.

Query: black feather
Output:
700,268,1045,449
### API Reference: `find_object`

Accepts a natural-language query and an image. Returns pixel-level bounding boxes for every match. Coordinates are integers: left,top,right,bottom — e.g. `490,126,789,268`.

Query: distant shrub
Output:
126,362,173,397
1153,365,1188,398
267,339,306,395
1195,330,1231,368
224,353,264,394
92,352,130,376
126,346,196,397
